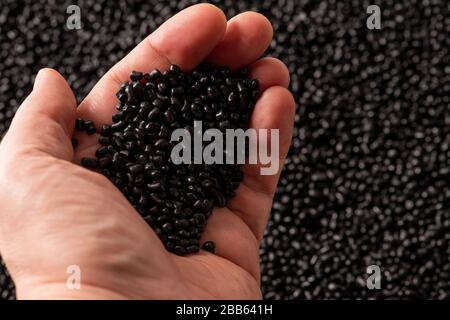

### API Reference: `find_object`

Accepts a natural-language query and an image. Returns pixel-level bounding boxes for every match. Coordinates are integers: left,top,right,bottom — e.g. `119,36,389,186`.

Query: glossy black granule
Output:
79,64,259,255
202,241,216,254
1,0,449,300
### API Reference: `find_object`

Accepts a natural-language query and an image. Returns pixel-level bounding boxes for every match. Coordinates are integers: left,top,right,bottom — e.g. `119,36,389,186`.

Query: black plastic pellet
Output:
174,219,189,229
154,138,169,149
75,118,85,131
124,85,136,103
132,82,146,99
147,182,163,192
186,245,199,254
213,191,226,207
162,222,173,233
130,71,143,81
112,111,125,123
111,121,126,131
98,157,112,168
129,164,144,175
152,99,164,109
148,69,162,81
174,246,186,255
95,146,108,158
85,121,97,135
101,125,112,136
98,136,110,145
202,241,216,254
171,87,184,96
147,108,160,121
169,64,181,75
81,157,99,169
164,110,174,124
157,83,167,93
116,90,127,102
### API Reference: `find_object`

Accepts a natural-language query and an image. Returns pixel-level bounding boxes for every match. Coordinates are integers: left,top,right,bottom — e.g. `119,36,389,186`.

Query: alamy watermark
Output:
366,264,381,289
66,264,81,290
66,5,81,30
170,121,280,176
366,5,381,29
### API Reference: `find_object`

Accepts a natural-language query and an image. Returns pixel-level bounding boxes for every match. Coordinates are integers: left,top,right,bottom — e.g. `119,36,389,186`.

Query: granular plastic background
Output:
0,0,449,299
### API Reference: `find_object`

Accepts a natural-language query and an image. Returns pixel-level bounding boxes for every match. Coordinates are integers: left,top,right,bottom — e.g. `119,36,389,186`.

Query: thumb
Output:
1,68,77,160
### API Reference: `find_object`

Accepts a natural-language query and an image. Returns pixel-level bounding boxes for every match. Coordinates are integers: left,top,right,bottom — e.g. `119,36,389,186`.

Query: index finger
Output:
77,4,227,126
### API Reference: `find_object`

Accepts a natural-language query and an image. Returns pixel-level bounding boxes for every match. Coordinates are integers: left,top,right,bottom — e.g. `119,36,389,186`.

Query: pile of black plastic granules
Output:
77,64,259,255
1,0,449,300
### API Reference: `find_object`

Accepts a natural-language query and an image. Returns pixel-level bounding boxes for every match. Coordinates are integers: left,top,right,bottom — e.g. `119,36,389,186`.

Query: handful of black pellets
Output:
77,63,259,256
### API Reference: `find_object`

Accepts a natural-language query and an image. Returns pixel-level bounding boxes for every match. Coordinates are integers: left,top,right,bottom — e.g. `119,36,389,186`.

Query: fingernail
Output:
33,68,52,90
33,69,45,89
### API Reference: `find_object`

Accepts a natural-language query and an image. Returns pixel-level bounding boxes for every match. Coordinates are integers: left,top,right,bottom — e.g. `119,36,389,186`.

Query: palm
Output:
48,143,263,298
25,153,260,298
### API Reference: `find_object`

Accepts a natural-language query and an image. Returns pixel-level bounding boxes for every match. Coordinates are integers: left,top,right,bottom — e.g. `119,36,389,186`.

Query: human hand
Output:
0,4,295,299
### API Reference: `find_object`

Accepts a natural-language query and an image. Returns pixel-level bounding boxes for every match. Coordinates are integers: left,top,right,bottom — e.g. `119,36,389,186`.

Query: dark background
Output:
0,0,449,299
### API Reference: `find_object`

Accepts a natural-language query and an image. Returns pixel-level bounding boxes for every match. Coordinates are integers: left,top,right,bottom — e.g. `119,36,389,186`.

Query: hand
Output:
0,4,295,299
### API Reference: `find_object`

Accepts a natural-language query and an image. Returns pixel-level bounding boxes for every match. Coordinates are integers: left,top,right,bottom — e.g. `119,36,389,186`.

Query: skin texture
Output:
0,4,295,299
